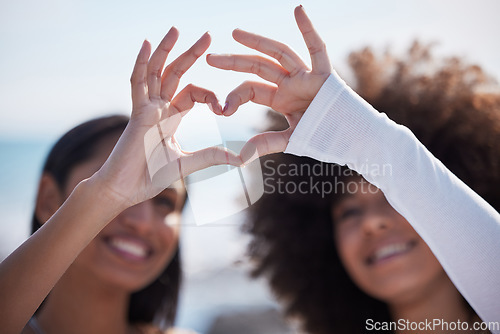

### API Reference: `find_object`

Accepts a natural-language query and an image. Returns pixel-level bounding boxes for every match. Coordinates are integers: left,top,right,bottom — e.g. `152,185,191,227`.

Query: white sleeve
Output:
285,73,500,326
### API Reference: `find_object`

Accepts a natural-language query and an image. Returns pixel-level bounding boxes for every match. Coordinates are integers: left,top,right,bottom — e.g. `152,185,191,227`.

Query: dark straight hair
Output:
31,114,182,329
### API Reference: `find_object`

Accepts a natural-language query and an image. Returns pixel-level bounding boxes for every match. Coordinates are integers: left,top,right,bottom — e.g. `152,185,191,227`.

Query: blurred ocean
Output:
0,138,292,333
0,138,52,256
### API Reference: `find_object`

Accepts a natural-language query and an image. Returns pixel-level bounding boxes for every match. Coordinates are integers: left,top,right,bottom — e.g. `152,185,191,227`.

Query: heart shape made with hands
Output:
121,5,332,204
142,106,262,189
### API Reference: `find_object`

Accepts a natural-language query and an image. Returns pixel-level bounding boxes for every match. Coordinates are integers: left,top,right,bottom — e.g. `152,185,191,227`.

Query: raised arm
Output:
0,28,239,334
208,6,500,328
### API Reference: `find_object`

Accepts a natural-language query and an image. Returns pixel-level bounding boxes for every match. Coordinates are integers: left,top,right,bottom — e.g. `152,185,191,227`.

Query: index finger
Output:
160,32,211,101
232,29,307,74
294,5,332,73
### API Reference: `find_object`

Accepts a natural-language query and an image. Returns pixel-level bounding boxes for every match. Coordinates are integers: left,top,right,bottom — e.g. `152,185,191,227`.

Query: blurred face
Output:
61,132,183,291
332,177,448,306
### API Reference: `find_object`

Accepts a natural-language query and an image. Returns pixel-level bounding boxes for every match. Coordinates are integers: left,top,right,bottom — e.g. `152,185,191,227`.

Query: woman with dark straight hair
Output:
30,115,182,330
0,28,240,334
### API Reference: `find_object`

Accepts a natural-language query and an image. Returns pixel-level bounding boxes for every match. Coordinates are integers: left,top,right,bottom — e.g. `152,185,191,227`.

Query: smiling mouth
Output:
366,240,417,265
106,237,152,262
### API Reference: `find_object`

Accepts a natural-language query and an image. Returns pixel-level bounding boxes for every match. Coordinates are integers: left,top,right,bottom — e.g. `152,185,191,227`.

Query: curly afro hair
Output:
244,42,500,334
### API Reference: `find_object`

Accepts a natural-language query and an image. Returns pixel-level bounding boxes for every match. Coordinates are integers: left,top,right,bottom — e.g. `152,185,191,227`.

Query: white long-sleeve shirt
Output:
285,72,500,329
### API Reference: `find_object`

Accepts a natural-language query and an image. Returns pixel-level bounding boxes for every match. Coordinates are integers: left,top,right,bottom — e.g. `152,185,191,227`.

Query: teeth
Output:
110,238,148,258
372,242,411,263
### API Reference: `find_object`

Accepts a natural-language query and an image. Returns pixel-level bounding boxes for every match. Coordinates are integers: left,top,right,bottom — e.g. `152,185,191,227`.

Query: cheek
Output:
156,214,181,262
410,237,445,277
334,224,363,273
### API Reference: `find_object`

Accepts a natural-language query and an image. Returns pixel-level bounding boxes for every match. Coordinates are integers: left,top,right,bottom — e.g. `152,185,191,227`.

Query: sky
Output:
1,0,500,145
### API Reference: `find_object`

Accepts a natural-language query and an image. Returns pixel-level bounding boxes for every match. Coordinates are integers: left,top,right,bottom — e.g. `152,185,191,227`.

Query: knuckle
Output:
130,73,139,83
272,48,285,62
276,72,286,84
249,85,256,101
172,67,186,78
149,68,162,79
308,42,326,55
161,92,173,102
255,38,262,51
242,80,253,88
130,76,145,86
187,44,204,59
250,61,261,74
193,49,204,59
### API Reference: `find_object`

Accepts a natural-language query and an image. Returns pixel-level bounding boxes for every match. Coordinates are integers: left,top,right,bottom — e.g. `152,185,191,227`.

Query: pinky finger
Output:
223,81,277,116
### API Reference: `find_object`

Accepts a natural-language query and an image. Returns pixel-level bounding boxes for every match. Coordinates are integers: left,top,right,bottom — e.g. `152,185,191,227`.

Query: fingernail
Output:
222,102,229,114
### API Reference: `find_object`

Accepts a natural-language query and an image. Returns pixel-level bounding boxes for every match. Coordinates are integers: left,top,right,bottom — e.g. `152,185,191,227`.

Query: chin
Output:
368,278,428,305
97,267,162,292
360,265,448,307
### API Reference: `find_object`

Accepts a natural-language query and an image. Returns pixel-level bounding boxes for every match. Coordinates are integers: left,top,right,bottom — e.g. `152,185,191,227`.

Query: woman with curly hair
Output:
208,6,500,334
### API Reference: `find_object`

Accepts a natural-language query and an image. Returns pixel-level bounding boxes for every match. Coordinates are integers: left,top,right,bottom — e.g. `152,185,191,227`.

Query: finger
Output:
130,40,152,110
294,5,332,73
180,146,242,178
240,129,293,164
206,54,288,84
160,32,211,101
223,81,277,116
231,28,307,74
147,27,179,99
169,84,222,119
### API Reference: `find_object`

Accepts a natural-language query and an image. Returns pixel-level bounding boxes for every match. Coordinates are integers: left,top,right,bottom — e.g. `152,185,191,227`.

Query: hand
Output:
206,6,332,163
94,28,241,209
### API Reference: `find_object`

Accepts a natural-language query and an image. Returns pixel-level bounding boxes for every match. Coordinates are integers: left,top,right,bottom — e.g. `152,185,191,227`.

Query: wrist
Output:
284,72,347,156
78,175,128,223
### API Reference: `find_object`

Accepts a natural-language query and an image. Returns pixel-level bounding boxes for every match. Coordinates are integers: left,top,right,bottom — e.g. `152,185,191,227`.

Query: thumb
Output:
179,146,242,177
240,129,292,165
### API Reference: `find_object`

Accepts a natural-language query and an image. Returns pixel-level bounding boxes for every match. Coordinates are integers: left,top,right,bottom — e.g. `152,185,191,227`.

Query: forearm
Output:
286,73,500,326
0,177,123,333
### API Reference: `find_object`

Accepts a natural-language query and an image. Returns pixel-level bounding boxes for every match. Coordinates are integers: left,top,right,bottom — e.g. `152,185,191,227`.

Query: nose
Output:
360,209,393,237
118,200,156,235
